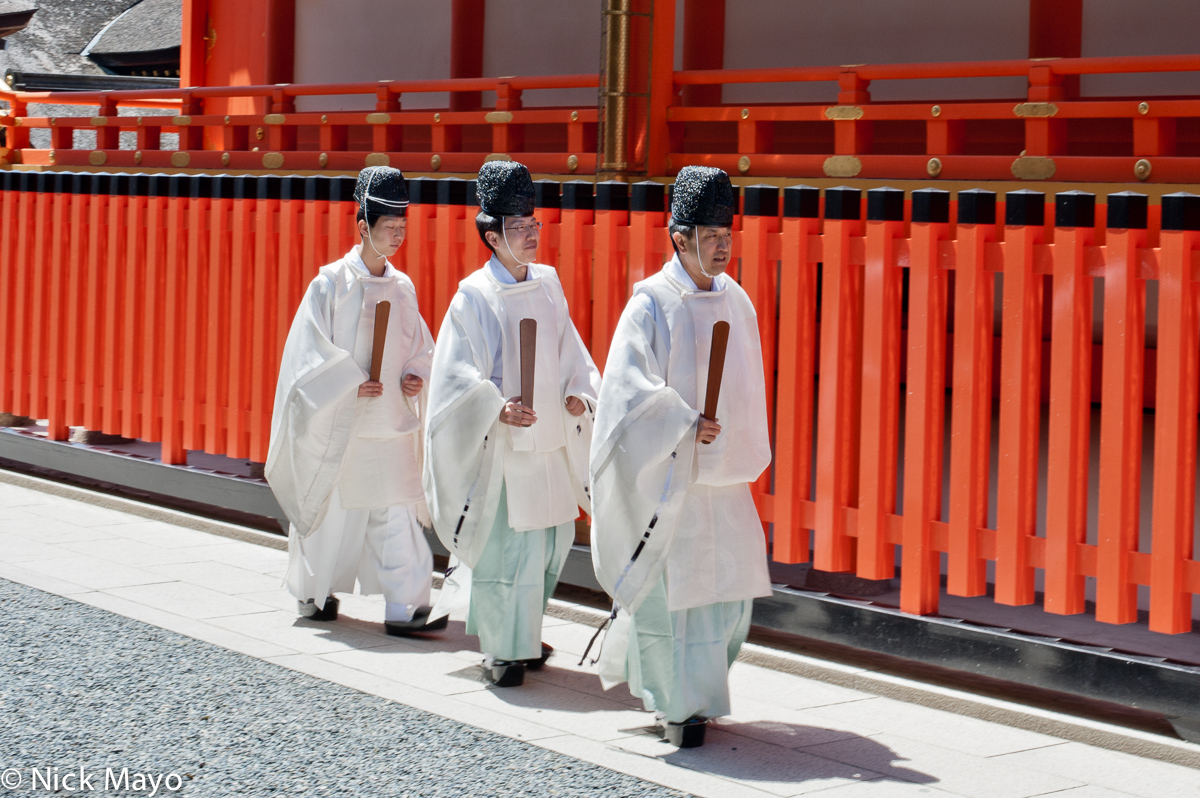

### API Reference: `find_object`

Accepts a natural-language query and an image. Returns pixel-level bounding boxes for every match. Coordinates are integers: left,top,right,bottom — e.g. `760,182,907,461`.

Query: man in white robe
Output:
589,166,772,747
424,161,600,686
266,166,444,635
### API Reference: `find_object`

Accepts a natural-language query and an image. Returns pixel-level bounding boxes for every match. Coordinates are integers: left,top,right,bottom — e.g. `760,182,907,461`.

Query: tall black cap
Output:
912,188,950,224
560,180,593,211
477,161,535,216
867,187,904,222
1162,192,1200,232
1055,190,1095,228
743,184,779,217
783,185,820,218
957,189,996,225
824,186,861,221
354,165,408,217
670,166,734,226
1005,190,1045,227
595,180,629,212
438,177,469,206
631,181,665,213
534,179,560,210
1106,191,1148,230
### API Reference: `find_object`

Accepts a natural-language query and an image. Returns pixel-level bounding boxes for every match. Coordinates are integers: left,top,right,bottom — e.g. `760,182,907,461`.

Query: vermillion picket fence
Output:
1,171,1199,633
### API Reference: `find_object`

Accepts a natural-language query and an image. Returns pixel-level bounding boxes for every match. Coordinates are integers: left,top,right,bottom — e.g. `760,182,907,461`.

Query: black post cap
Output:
783,185,820,218
465,180,478,208
0,172,13,192
824,186,862,221
533,179,560,210
280,175,304,202
258,174,282,201
1105,192,1148,230
35,172,51,193
630,181,664,213
560,180,593,211
331,175,357,203
213,174,238,200
1054,190,1095,228
232,174,255,200
1161,192,1200,232
867,187,904,222
71,172,91,195
1005,190,1045,227
305,175,330,202
911,188,950,224
146,173,169,197
438,177,469,206
168,173,187,199
17,171,37,192
128,173,151,197
407,176,438,205
91,173,114,195
595,180,629,212
743,184,779,217
957,189,996,225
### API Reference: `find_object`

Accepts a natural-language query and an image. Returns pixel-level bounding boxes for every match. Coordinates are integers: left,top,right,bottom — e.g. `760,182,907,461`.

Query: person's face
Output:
361,214,407,256
490,215,540,264
676,225,733,276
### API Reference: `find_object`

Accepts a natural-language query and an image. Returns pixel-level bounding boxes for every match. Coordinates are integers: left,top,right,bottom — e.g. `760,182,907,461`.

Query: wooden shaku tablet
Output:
369,301,391,383
701,320,731,442
520,317,537,408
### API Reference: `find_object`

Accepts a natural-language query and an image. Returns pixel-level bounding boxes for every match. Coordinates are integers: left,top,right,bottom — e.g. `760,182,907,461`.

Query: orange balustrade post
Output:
995,190,1046,607
405,178,438,331
1044,191,1096,616
250,176,281,463
82,175,108,432
773,185,820,563
181,176,211,455
493,83,525,155
28,174,51,422
228,176,258,459
434,178,469,329
558,181,595,339
835,72,872,155
814,186,864,574
534,181,562,272
1095,191,1148,625
276,176,304,363
45,174,70,440
0,174,16,413
205,176,236,454
592,181,629,370
462,179,488,283
121,175,149,439
328,177,358,270
141,175,169,443
302,177,329,290
947,190,997,597
160,175,189,466
1148,192,1200,635
900,189,951,615
741,185,780,436
628,182,665,286
101,175,130,434
857,187,905,579
65,174,92,430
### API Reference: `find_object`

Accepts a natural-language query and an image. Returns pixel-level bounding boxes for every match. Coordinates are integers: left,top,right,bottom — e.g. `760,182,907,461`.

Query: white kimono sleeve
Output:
265,275,368,538
590,292,699,614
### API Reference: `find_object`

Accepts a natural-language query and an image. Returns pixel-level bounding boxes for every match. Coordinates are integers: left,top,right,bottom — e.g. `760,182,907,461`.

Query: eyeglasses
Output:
504,220,543,236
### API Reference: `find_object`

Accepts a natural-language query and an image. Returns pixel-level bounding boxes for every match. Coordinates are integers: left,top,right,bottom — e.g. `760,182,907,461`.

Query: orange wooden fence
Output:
1,172,1199,633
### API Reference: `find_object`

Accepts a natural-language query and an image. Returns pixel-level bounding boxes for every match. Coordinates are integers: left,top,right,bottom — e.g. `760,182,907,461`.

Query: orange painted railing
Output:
2,55,1200,181
2,173,1199,634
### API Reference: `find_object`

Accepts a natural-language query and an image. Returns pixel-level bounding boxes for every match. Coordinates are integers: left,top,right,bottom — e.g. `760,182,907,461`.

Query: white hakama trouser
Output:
626,577,753,723
466,483,574,661
286,487,433,622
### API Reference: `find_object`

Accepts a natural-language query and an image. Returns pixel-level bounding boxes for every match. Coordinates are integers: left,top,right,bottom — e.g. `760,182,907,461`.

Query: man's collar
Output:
348,245,396,279
665,253,724,293
487,253,524,284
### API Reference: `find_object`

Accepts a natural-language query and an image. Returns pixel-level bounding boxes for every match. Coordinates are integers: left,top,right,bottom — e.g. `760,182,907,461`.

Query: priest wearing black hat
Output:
267,165,445,635
588,166,772,747
424,161,600,686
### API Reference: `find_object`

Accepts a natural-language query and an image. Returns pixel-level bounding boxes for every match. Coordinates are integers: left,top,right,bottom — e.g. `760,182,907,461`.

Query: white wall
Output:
1081,0,1200,96
481,0,601,107
293,0,452,111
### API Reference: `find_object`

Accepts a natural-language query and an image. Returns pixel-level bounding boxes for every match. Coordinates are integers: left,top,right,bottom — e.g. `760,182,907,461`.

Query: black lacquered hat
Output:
477,161,535,217
354,166,409,217
671,166,735,227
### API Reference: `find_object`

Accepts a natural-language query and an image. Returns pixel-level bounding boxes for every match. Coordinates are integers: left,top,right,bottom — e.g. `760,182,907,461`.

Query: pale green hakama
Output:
466,483,574,661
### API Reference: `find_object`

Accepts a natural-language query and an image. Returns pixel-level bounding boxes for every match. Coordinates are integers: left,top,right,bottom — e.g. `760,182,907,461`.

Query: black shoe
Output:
298,596,339,622
384,607,449,636
482,655,525,687
522,643,554,671
662,717,707,748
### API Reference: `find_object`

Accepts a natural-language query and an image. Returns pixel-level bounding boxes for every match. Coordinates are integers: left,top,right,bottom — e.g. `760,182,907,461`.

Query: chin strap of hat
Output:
687,225,719,280
360,188,409,261
501,224,534,268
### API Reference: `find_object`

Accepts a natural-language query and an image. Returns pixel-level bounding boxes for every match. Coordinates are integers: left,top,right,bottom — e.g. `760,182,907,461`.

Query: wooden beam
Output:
1029,0,1082,97
682,0,724,107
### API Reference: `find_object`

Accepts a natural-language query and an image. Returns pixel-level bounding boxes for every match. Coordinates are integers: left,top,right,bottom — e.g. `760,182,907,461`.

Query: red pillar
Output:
264,0,296,85
644,0,676,176
1028,0,1082,97
451,0,486,111
682,0,724,107
180,0,209,88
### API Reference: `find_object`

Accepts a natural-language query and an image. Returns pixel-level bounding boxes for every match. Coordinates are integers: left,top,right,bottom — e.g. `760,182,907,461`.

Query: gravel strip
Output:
0,578,689,797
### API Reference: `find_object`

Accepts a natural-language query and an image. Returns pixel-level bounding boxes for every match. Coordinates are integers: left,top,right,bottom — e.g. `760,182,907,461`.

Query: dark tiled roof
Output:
0,0,144,75
88,0,180,55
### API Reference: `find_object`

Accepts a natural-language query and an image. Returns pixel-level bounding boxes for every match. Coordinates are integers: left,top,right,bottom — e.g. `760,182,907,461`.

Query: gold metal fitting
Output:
262,152,284,169
88,151,107,166
263,114,286,125
48,117,56,126
433,113,441,123
170,151,191,168
172,116,191,126
366,113,391,125
48,150,56,162
365,153,390,167
1138,102,1150,115
224,116,231,125
90,117,108,126
484,111,514,124
931,105,941,117
741,108,749,120
737,155,751,174
318,153,329,168
430,154,442,171
321,115,328,124
220,152,231,166
255,127,264,140
926,157,942,177
825,106,864,120
570,111,579,122
136,117,143,125
1134,158,1152,181
567,154,579,173
134,151,143,164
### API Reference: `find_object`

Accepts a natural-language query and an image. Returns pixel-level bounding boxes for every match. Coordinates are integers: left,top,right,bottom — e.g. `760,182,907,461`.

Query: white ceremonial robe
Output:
589,255,772,718
424,256,600,657
266,247,435,619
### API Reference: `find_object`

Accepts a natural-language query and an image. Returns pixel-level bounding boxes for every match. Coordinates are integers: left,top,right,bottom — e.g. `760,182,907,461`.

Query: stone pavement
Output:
1,470,1199,798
